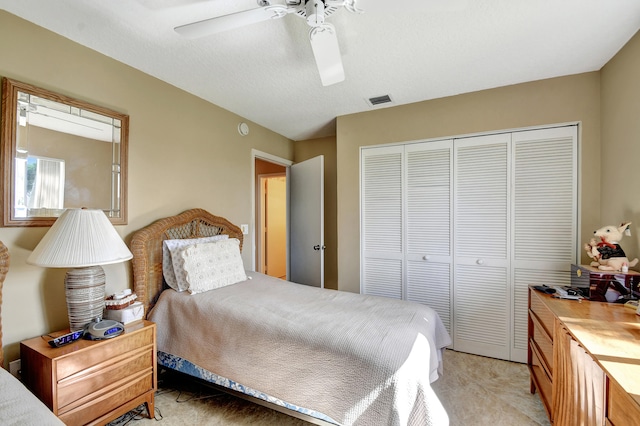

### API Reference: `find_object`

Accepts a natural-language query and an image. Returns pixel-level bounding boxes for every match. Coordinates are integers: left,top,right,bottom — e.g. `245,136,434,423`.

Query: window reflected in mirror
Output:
1,78,128,226
15,156,65,217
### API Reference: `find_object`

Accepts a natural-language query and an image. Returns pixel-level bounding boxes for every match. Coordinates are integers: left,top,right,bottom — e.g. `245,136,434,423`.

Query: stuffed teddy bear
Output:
584,222,638,271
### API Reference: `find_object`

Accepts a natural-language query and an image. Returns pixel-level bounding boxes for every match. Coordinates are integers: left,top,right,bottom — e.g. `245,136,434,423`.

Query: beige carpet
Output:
431,350,550,426
109,350,550,426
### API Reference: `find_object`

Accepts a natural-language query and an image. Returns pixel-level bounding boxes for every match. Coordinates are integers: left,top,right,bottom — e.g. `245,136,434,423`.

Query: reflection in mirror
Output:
1,78,128,226
16,156,66,217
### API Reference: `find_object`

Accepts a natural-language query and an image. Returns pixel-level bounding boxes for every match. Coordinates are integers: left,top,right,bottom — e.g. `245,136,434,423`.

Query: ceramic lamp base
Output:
65,265,106,331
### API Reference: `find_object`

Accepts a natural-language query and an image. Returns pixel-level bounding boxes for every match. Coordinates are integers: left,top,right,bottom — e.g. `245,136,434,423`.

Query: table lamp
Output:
27,208,133,331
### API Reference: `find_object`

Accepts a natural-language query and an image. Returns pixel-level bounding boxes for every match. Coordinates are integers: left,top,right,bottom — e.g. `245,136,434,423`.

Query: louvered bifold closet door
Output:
361,146,404,299
405,141,453,333
454,133,511,360
510,126,578,363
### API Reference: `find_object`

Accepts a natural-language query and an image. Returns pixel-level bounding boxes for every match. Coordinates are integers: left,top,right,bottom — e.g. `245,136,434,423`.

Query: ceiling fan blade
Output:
309,24,345,86
175,4,289,38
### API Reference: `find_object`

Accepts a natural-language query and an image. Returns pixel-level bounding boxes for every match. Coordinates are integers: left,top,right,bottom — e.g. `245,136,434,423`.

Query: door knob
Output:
314,245,320,250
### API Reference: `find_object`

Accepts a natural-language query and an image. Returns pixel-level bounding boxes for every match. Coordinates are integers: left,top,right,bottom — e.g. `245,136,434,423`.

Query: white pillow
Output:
162,235,229,291
180,239,247,295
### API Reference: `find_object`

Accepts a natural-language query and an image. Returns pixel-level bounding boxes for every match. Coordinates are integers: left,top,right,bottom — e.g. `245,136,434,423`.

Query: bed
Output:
131,208,452,425
0,241,65,426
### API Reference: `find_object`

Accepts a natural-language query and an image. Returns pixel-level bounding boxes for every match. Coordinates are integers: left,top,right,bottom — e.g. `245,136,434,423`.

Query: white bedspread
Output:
0,368,64,426
149,272,451,425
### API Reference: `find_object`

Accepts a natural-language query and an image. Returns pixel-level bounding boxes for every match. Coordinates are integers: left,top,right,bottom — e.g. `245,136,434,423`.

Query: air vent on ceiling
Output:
366,94,393,107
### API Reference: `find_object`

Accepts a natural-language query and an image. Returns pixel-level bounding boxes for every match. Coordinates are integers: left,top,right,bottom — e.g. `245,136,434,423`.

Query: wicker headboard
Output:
0,241,10,368
131,208,243,318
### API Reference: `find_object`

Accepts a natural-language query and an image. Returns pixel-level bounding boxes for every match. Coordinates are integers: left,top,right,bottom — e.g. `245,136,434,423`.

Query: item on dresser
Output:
105,289,137,309
572,264,640,302
550,285,584,300
132,208,452,426
533,285,556,294
26,209,134,331
584,222,639,271
104,301,144,324
47,330,84,347
83,319,125,340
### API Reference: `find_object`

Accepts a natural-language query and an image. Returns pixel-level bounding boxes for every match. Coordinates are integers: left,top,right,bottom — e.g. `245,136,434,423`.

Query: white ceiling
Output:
1,0,639,141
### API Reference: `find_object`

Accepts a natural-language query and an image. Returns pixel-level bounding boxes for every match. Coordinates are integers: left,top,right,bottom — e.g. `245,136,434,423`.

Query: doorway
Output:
258,173,287,279
255,158,287,278
252,151,325,287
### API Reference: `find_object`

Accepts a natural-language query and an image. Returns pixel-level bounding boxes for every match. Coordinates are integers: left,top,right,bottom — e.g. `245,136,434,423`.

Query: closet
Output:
360,125,578,362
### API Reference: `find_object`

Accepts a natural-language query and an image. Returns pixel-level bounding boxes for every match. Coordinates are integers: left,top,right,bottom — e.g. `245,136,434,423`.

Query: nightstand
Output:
20,320,156,426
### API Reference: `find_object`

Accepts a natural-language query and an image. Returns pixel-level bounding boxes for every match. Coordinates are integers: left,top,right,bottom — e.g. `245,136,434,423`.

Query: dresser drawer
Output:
530,312,553,377
57,346,153,409
56,326,154,380
58,369,153,426
607,379,640,426
530,343,553,421
530,290,554,340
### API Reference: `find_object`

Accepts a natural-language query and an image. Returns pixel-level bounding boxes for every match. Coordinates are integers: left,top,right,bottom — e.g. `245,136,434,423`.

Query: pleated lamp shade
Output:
27,208,132,267
27,208,133,330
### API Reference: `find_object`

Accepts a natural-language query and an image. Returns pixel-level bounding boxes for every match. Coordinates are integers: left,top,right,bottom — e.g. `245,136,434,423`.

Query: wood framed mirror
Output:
1,78,128,226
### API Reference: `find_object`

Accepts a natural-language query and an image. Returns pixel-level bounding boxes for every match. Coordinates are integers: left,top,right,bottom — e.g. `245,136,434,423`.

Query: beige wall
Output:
601,31,640,257
336,73,602,293
294,136,338,290
0,11,293,365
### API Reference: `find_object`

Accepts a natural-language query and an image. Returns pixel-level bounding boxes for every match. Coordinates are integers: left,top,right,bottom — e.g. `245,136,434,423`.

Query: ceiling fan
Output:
174,0,362,86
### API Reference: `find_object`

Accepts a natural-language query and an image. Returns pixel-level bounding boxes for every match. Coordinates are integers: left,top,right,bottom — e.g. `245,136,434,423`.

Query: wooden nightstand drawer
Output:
57,346,153,409
59,370,153,426
56,326,154,379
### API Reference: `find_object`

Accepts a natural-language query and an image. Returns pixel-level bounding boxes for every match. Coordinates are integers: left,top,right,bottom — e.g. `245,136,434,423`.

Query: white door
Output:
405,140,453,333
361,142,454,333
510,126,578,362
361,145,404,299
453,133,511,360
289,156,324,287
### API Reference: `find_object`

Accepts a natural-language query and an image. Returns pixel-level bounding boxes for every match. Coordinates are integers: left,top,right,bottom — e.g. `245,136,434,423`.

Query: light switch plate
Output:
240,224,249,235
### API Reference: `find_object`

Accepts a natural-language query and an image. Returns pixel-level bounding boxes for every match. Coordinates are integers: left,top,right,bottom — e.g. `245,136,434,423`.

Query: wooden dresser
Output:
528,288,640,426
20,320,156,426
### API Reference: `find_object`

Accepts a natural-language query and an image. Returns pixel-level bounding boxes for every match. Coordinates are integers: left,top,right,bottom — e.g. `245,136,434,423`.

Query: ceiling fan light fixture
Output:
306,0,325,27
309,24,345,86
